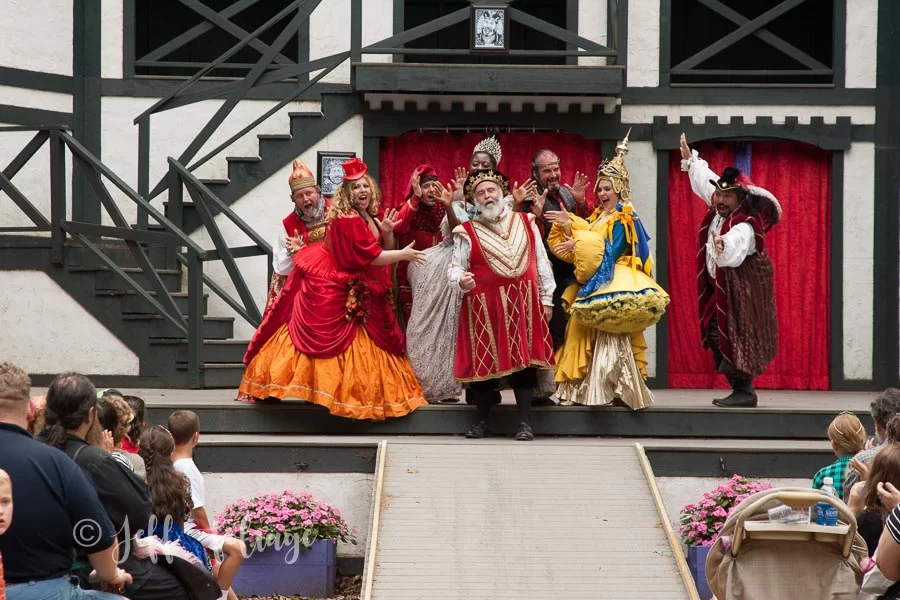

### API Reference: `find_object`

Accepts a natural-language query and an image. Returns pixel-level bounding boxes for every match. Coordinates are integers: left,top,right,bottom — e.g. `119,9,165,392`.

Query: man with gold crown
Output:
268,158,327,313
448,168,556,441
546,131,669,409
679,134,781,408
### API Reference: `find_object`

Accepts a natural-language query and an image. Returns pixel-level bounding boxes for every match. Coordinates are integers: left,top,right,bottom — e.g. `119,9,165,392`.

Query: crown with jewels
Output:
473,135,502,166
463,168,510,202
595,129,632,204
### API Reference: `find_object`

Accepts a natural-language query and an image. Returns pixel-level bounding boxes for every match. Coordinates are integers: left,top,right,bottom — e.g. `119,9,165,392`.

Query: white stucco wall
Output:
578,0,608,67
101,0,124,80
0,271,139,374
0,87,72,113
845,0,878,89
202,472,373,558
0,0,73,75
626,141,658,377
100,96,321,226
842,142,875,380
625,0,659,87
621,104,877,125
193,115,364,340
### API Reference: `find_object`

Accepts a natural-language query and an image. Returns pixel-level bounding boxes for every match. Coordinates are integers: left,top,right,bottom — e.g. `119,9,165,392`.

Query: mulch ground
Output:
239,573,362,600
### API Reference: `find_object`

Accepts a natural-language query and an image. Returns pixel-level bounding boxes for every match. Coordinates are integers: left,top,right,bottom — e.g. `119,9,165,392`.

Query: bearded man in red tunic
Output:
268,158,328,314
392,164,448,326
449,169,556,441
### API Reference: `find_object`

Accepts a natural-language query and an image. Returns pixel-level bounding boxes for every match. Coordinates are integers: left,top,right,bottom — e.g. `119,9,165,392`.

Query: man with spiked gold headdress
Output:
545,131,669,409
448,168,556,441
268,158,328,312
680,134,780,408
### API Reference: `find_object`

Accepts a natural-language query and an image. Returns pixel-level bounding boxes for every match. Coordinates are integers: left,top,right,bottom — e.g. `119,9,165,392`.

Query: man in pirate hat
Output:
448,169,556,440
680,134,781,408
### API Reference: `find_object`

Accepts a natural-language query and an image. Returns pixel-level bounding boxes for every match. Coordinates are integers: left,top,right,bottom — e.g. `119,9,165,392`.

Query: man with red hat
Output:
268,158,328,313
449,168,556,441
680,134,781,408
392,164,449,326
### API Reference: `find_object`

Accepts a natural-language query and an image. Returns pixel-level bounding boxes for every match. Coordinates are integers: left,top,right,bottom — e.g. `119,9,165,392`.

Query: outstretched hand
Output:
410,169,423,198
553,235,575,256
533,189,549,217
453,167,467,191
564,171,590,205
512,179,536,206
287,229,305,254
680,133,692,160
544,210,571,225
436,181,454,209
402,241,426,265
378,208,402,235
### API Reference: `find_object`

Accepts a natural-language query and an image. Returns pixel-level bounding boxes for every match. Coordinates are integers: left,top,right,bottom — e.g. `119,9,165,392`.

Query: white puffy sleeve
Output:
448,226,471,290
529,214,556,306
272,226,294,276
681,149,717,207
713,222,757,268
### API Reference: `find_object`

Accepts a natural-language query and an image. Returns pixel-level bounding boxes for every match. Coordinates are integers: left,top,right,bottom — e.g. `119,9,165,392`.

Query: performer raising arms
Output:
449,169,556,441
546,132,669,409
238,158,428,420
268,159,327,313
680,134,781,408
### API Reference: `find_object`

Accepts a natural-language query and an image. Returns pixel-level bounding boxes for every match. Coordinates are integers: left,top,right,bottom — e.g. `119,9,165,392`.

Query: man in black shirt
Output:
0,362,131,599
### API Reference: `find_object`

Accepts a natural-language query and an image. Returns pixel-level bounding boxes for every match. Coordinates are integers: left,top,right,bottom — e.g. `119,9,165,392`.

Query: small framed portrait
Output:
471,6,509,52
317,151,357,197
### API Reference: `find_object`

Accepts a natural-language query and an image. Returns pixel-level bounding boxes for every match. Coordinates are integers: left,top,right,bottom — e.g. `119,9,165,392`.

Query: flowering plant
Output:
216,490,358,551
678,475,772,546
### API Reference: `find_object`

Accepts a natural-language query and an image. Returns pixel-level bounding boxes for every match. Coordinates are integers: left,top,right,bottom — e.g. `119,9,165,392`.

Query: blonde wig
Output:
327,173,381,221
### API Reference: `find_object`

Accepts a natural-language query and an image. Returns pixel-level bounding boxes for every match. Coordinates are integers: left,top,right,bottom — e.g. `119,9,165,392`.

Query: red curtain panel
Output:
666,141,831,390
378,131,604,211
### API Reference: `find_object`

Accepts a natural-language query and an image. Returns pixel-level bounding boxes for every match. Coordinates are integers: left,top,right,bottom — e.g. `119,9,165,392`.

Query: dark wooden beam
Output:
651,116,854,151
622,87,876,106
354,64,623,94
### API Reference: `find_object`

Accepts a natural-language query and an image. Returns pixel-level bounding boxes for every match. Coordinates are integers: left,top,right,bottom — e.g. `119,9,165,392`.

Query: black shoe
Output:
465,421,492,439
515,422,534,441
532,396,556,406
712,388,758,408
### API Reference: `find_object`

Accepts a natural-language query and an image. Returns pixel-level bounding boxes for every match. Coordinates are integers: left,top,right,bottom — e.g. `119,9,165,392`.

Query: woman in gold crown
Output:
545,132,669,409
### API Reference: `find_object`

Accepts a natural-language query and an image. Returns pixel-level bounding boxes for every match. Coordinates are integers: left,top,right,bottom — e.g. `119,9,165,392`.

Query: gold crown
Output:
289,158,317,191
463,169,509,202
595,129,631,204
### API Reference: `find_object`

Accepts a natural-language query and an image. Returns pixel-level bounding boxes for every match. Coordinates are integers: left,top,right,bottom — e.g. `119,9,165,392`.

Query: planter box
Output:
232,538,337,598
687,544,713,600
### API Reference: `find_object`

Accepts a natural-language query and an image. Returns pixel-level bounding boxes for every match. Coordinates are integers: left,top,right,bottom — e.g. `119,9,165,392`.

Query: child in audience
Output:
139,426,211,571
0,469,11,600
814,412,866,499
168,410,245,600
122,395,145,454
97,392,146,480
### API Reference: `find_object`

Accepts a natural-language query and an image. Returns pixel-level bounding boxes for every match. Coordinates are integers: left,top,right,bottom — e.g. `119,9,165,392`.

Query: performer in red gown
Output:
392,164,446,327
449,169,557,441
239,158,428,420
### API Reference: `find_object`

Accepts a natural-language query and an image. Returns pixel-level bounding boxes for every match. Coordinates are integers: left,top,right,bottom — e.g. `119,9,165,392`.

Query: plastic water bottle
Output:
816,477,840,526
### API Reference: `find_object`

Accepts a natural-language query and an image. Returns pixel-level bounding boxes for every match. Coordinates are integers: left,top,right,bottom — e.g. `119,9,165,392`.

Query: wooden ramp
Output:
362,442,698,600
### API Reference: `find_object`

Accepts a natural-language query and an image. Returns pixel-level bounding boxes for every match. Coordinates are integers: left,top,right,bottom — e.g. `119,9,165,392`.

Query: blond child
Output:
813,412,866,499
0,469,12,600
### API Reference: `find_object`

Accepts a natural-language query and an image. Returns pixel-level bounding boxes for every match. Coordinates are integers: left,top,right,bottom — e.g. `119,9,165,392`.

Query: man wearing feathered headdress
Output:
680,134,781,408
268,158,328,313
448,169,556,441
392,164,452,326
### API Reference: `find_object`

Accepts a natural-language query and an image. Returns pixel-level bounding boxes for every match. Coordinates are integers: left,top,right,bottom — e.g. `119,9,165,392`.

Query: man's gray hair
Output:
0,362,31,414
871,388,900,428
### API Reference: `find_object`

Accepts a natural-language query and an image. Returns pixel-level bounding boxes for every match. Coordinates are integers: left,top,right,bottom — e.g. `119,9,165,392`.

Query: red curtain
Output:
666,141,831,390
378,131,604,211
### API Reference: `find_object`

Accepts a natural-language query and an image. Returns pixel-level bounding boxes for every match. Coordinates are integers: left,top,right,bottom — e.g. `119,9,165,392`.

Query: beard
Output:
297,197,325,223
478,199,503,221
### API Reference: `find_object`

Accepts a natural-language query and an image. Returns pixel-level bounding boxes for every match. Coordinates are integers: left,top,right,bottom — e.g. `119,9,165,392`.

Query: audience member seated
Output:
140,426,213,572
122,395,146,454
97,391,146,480
845,388,900,499
169,410,246,600
0,363,132,600
42,372,201,600
813,412,866,499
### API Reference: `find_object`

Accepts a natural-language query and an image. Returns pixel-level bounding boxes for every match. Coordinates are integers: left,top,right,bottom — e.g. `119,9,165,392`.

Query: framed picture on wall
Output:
317,151,356,197
471,6,509,52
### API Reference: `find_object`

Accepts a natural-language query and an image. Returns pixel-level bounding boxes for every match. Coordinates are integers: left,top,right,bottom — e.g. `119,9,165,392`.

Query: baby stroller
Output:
706,487,867,600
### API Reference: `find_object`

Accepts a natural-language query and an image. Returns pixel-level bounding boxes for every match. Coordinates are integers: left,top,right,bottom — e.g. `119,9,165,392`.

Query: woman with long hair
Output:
139,425,210,570
546,133,669,409
238,158,428,420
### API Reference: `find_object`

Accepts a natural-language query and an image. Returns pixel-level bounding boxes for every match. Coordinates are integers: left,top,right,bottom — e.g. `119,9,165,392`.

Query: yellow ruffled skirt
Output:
239,323,427,421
